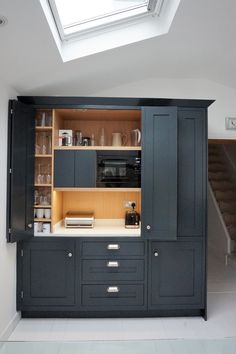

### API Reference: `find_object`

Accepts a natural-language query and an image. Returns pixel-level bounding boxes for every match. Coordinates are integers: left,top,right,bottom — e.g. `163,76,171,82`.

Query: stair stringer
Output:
208,183,234,260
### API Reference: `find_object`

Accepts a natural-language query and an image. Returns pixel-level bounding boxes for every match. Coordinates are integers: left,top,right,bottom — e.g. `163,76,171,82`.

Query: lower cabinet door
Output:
149,241,204,309
21,239,76,307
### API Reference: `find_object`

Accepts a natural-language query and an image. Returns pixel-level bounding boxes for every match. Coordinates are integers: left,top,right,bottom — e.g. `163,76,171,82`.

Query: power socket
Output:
124,200,136,209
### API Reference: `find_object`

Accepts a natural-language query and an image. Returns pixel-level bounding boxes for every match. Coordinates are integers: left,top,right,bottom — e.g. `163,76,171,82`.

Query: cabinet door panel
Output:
7,100,35,242
75,151,96,187
142,107,177,240
22,240,75,307
54,150,75,187
149,241,203,309
178,109,206,236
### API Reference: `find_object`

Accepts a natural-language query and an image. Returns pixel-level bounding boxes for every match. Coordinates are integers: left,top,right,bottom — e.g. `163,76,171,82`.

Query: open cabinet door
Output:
141,107,177,240
7,100,35,242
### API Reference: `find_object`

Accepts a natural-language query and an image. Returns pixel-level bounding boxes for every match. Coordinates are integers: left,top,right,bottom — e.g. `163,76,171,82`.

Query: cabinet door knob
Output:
28,223,33,229
146,225,151,230
154,251,159,257
107,244,120,250
68,252,73,258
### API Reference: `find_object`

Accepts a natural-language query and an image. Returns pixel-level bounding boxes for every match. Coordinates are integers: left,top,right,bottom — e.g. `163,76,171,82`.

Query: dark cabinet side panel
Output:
141,107,178,240
75,151,96,187
54,150,75,187
178,109,206,236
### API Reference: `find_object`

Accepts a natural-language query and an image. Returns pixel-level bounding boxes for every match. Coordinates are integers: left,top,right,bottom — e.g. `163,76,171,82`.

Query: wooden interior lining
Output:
53,109,141,147
62,191,141,219
52,191,63,228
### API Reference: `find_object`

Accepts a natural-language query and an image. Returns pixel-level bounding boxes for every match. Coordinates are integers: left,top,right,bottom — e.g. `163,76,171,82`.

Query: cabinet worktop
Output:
34,219,141,237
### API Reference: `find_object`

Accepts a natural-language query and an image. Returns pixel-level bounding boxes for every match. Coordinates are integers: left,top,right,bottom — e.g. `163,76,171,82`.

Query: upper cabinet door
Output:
178,108,206,237
141,107,178,240
54,150,75,187
7,100,35,243
75,151,96,187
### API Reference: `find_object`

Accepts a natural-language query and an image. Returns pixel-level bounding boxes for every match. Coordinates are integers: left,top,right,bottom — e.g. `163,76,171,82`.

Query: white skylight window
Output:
49,0,162,38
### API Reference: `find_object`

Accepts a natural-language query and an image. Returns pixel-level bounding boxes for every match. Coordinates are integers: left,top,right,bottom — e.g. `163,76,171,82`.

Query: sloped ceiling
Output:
0,0,236,94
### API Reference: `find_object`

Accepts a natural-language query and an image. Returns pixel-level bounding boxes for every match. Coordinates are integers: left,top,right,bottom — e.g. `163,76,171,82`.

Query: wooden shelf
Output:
35,126,53,131
35,154,52,158
34,205,52,208
34,184,52,187
34,218,51,222
54,146,141,151
53,187,141,192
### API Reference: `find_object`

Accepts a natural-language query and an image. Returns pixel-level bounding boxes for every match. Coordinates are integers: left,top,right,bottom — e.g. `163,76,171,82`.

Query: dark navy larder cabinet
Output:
7,97,213,319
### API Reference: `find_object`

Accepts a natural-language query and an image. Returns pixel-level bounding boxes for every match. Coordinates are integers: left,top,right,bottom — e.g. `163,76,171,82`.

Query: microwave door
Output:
100,160,128,181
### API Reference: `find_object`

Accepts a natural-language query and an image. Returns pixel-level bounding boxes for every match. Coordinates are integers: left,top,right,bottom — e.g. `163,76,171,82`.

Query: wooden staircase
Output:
209,144,236,242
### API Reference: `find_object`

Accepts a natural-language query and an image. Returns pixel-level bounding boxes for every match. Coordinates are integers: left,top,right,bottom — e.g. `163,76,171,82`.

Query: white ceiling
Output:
0,0,236,95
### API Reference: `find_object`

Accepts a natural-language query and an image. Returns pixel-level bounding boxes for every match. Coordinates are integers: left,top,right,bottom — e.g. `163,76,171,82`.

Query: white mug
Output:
36,208,44,219
34,222,38,233
112,132,127,146
44,209,51,219
43,223,51,234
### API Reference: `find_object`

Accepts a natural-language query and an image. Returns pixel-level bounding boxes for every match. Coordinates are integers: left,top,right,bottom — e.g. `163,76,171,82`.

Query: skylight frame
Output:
48,0,163,40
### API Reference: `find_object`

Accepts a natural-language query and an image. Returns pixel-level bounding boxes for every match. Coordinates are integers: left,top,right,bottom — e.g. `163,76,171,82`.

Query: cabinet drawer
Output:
81,241,144,257
82,284,144,307
82,259,144,282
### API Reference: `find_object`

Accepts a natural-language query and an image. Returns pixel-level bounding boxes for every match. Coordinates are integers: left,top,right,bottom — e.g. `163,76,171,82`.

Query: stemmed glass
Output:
46,164,51,184
41,133,47,155
36,164,44,184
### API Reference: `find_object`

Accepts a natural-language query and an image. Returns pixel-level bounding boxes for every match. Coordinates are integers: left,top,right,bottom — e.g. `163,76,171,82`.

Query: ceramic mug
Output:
112,132,127,146
36,208,44,219
44,209,51,219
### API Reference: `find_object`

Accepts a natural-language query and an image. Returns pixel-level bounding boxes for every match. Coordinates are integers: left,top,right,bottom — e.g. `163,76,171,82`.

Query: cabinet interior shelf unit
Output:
34,107,142,234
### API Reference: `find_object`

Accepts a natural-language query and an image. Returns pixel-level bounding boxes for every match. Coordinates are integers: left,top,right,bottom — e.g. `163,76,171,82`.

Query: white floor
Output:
8,252,236,342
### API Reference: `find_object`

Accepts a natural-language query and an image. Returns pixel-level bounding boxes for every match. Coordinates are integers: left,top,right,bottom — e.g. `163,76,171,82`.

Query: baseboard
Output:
0,312,21,341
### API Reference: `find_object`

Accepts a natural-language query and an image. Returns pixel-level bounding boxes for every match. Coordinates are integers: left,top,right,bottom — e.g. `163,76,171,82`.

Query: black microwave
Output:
97,151,141,188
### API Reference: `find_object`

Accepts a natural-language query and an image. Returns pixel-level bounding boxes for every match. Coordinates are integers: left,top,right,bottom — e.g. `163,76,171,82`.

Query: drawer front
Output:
81,241,144,257
82,284,144,307
82,259,144,282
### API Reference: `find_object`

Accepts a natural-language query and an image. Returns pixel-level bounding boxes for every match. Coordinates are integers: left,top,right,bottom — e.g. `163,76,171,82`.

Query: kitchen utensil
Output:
112,132,127,146
99,128,106,146
131,129,141,146
82,137,91,146
75,130,83,146
59,130,73,146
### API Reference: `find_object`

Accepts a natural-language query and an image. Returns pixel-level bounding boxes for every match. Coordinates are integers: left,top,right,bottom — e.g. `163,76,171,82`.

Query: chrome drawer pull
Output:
107,286,120,293
107,261,120,268
107,244,120,250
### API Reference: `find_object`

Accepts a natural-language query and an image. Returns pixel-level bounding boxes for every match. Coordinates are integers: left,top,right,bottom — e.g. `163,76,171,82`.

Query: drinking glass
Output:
99,128,106,146
36,164,44,184
47,135,52,154
45,164,51,184
40,133,47,155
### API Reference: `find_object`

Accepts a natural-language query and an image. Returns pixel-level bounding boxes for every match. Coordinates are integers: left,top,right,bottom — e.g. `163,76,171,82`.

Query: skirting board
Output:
0,312,21,341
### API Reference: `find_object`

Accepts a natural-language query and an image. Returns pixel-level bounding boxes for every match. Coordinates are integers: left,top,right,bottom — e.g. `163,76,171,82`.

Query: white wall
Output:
92,77,236,139
0,81,19,340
